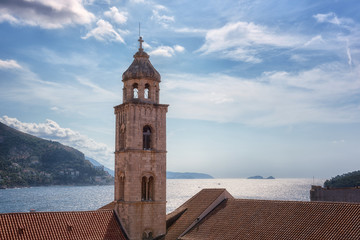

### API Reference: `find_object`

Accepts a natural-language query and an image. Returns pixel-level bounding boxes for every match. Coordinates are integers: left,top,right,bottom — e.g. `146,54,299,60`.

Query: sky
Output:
0,0,359,179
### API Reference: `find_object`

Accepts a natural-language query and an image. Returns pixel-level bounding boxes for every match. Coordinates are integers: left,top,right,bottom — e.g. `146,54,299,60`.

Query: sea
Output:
0,178,324,214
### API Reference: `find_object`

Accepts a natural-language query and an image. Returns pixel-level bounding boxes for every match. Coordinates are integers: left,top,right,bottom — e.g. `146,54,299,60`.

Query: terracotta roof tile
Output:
165,189,231,240
0,210,126,240
179,198,360,240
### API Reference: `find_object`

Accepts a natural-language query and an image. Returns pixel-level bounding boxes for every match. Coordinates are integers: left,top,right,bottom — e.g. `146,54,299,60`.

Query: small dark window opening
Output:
143,126,151,150
148,176,154,201
119,124,125,150
141,176,147,200
119,175,125,200
144,83,150,99
143,231,153,240
133,83,138,99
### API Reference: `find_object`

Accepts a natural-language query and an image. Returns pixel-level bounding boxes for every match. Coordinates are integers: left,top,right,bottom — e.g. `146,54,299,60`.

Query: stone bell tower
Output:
114,37,168,240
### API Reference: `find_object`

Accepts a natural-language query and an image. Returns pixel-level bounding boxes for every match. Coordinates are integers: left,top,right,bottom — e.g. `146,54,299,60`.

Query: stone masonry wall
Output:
310,185,360,202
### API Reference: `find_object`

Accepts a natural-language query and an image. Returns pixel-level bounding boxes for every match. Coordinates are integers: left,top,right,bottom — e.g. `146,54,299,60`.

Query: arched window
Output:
141,176,147,200
143,230,153,240
148,176,154,201
143,126,151,150
144,83,150,99
141,175,154,201
119,123,125,150
133,83,138,99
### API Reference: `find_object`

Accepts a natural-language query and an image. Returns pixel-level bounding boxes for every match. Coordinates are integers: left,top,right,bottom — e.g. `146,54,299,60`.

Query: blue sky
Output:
0,0,359,178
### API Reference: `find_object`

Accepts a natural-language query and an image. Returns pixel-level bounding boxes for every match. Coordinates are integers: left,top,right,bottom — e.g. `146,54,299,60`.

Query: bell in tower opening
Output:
114,36,169,240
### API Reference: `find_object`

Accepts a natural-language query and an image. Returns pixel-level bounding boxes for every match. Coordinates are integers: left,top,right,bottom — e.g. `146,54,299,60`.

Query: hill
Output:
0,122,113,188
324,170,360,188
167,171,214,179
86,156,114,176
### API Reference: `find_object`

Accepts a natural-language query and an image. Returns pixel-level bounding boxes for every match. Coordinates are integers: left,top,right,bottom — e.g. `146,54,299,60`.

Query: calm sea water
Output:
0,178,324,214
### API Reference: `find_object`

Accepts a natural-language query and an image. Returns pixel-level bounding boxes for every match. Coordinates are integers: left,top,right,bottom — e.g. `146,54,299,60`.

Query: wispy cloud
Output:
0,116,114,168
313,12,354,26
332,139,345,144
151,4,174,27
314,12,341,25
129,0,146,3
163,62,360,126
104,6,128,25
0,65,118,115
198,21,304,63
0,0,95,29
0,59,22,69
312,12,359,66
174,27,207,34
82,19,125,43
35,48,98,67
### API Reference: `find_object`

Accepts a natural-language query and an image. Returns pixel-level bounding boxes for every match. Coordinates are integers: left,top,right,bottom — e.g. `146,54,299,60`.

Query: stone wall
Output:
310,185,360,202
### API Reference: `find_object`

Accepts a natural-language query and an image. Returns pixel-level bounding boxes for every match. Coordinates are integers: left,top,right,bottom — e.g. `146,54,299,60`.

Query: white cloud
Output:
104,6,128,25
162,62,360,126
82,19,125,43
198,21,303,63
151,5,174,27
130,0,145,3
150,46,174,57
173,45,185,53
0,116,114,168
0,59,22,69
314,12,341,25
174,27,207,34
149,45,185,57
0,0,95,29
142,42,152,50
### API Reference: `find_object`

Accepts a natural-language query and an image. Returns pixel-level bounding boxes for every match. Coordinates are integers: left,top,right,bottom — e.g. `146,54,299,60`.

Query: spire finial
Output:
138,22,144,51
138,36,144,51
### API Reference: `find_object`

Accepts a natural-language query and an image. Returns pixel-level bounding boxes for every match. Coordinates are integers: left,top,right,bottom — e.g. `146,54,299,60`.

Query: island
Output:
247,175,275,179
167,171,214,179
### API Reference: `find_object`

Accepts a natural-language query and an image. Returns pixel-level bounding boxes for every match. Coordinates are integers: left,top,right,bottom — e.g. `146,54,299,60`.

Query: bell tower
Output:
114,37,168,240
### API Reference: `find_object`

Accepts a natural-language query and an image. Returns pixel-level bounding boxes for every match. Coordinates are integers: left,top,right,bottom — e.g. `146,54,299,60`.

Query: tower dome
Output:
122,37,161,82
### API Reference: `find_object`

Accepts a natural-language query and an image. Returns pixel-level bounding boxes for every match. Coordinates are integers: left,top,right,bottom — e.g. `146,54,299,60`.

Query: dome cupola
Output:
121,37,161,104
122,37,160,82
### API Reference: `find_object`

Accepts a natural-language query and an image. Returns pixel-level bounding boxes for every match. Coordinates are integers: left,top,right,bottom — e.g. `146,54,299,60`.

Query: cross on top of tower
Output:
138,36,144,52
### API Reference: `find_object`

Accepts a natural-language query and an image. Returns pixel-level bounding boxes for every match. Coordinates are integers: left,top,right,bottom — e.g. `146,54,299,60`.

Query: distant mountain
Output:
0,122,113,188
167,171,214,179
247,176,275,179
86,156,114,177
324,170,360,188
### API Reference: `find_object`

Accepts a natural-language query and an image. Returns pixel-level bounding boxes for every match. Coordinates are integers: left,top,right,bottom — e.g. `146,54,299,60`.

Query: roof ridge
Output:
0,210,114,216
231,198,360,205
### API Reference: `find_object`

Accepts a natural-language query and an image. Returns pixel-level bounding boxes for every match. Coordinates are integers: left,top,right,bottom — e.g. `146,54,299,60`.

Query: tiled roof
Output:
179,198,360,240
0,210,126,240
165,189,232,240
